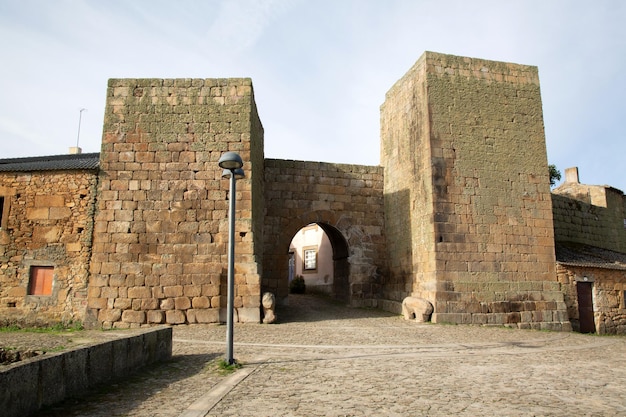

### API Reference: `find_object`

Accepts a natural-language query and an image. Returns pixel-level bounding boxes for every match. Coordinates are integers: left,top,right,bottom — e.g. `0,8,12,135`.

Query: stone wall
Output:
553,186,626,253
0,170,97,324
380,54,436,306
0,326,172,417
381,52,568,329
86,78,264,328
263,159,385,305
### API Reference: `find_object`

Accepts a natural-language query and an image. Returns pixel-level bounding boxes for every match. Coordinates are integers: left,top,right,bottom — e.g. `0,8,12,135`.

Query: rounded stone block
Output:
192,296,210,308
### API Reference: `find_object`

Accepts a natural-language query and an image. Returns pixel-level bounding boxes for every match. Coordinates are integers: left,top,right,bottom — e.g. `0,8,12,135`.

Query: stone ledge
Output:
0,326,172,417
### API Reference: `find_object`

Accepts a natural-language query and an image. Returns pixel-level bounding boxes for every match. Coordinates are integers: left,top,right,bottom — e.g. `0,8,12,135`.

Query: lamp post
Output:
218,151,244,365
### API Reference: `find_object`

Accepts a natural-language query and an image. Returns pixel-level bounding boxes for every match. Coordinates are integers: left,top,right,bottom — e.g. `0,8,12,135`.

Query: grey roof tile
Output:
0,153,100,172
556,242,626,271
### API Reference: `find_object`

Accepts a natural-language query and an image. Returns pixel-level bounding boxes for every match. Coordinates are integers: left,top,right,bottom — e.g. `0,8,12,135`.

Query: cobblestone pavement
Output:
37,294,626,416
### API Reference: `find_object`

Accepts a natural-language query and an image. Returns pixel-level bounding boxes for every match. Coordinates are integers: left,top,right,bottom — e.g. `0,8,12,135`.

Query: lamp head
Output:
222,168,245,180
218,152,244,170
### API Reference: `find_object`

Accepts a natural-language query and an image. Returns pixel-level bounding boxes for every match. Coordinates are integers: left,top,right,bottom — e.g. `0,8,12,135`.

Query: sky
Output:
0,0,624,191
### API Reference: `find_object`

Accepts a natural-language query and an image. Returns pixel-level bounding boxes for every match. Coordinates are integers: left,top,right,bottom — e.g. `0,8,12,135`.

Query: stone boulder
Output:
402,296,434,322
262,292,277,324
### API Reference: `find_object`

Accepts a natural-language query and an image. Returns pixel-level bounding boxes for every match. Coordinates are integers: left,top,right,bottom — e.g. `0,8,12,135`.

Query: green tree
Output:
549,164,561,187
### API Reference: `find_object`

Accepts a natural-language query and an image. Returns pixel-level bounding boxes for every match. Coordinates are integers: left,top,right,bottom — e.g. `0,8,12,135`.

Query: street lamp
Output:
218,152,244,365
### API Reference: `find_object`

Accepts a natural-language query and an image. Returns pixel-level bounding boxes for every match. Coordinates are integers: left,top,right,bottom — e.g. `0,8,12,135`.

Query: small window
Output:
303,247,317,271
29,266,54,296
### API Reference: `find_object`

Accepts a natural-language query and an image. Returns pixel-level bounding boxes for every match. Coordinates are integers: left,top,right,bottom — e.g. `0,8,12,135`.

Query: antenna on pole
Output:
76,108,87,147
71,108,87,154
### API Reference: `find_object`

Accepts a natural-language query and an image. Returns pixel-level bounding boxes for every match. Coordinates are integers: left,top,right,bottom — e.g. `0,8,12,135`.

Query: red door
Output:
576,282,595,333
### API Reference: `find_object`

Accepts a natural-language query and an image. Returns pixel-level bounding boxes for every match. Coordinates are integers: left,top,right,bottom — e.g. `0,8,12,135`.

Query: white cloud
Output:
201,0,299,58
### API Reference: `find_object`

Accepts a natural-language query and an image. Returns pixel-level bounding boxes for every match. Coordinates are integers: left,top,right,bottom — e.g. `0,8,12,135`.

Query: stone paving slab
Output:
36,295,626,416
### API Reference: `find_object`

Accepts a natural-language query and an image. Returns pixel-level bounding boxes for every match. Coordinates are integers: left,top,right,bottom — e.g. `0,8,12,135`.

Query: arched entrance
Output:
262,208,358,305
262,159,387,310
287,222,350,302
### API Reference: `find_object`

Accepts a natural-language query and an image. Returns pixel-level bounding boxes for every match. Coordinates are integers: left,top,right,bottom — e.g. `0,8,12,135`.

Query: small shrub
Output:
289,275,306,294
216,359,242,375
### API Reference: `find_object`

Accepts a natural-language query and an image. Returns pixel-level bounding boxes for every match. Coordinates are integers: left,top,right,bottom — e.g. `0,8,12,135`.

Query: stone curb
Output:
178,360,262,417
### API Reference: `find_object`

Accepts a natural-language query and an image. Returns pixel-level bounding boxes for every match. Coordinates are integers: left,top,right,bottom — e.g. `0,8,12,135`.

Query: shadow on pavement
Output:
276,293,396,324
35,352,220,417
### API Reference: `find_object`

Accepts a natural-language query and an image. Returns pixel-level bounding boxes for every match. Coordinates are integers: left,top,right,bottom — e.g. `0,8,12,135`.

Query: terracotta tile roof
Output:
556,242,626,271
0,153,100,172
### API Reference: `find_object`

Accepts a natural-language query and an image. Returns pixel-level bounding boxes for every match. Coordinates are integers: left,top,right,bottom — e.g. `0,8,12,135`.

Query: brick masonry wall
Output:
553,188,626,253
381,52,568,329
87,78,263,328
0,171,97,324
263,159,385,305
557,264,626,334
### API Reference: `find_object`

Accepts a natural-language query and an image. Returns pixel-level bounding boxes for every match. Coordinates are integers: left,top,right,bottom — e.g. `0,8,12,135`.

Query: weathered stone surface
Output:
84,78,263,328
380,52,570,328
146,310,164,324
191,296,210,309
174,297,191,310
402,297,434,322
165,310,186,324
121,310,145,324
188,308,219,323
99,308,122,323
262,292,277,324
160,298,175,310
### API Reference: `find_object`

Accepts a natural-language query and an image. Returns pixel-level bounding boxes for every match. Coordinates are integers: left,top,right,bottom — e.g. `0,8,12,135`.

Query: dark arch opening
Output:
317,223,350,302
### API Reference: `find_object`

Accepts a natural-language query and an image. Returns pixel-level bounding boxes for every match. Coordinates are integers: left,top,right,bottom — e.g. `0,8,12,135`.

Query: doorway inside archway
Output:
287,222,349,302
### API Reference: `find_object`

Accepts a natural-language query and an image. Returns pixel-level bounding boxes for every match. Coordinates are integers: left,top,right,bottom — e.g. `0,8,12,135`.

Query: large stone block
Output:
121,310,145,324
147,310,164,324
192,296,210,308
174,296,191,310
163,285,184,297
35,195,65,207
189,308,219,323
128,286,151,299
98,308,122,323
165,310,186,324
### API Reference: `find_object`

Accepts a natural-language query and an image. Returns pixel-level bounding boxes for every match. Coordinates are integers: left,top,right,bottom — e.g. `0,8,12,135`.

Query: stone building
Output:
552,167,626,334
0,153,99,325
288,223,334,295
0,51,624,333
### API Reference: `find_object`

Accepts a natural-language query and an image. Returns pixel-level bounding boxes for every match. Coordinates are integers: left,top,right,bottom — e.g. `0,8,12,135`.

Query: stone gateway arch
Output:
263,159,386,304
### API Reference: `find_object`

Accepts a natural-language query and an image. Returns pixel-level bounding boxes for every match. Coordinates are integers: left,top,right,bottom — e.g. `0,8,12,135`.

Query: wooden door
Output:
576,282,595,333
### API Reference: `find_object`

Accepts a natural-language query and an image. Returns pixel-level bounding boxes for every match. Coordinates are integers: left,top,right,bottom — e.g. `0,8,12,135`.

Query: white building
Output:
289,223,333,294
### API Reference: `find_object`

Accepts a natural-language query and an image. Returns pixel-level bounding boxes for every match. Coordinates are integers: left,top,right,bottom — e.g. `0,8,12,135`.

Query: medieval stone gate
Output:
3,51,595,331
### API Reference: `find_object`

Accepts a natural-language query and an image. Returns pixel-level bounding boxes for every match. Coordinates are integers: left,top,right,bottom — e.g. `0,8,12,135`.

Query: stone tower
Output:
381,52,569,329
86,78,264,328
